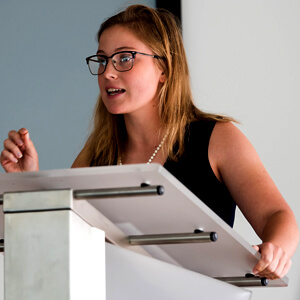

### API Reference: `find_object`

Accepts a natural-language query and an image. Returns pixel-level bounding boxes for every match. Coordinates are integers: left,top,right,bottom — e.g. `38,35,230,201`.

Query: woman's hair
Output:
81,4,234,166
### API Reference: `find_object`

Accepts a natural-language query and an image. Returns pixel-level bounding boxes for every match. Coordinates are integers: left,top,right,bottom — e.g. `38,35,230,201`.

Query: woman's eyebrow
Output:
96,46,137,55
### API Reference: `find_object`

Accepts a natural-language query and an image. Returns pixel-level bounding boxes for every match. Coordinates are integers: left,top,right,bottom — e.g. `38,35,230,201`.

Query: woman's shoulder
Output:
188,119,240,144
207,121,252,180
211,121,249,150
209,121,261,180
209,121,250,157
189,118,239,136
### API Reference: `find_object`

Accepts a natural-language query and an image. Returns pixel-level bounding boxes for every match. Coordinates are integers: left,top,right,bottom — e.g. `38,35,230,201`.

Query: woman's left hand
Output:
252,242,292,280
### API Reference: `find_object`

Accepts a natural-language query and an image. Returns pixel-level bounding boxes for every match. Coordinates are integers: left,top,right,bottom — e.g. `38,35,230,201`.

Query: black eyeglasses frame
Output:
86,51,163,75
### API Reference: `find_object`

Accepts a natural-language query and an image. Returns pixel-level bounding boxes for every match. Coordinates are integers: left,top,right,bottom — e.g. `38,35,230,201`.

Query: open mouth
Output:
107,88,126,96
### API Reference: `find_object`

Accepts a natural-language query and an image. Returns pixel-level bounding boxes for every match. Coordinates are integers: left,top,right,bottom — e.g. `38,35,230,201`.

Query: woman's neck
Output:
121,111,166,164
124,107,163,145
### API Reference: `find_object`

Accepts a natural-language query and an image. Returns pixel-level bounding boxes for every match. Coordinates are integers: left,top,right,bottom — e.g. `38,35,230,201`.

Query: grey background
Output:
0,0,154,172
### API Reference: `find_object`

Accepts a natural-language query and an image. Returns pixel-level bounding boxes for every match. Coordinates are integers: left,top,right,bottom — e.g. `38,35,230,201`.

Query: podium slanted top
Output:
0,164,288,287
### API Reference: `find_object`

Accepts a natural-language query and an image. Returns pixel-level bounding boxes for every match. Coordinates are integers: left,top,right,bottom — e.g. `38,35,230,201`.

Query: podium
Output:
0,164,289,299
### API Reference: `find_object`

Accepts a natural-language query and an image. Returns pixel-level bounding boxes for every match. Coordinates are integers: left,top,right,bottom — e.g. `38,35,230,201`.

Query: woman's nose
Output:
103,59,118,78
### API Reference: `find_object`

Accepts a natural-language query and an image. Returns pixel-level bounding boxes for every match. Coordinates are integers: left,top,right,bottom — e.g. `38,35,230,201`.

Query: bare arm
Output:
209,122,299,279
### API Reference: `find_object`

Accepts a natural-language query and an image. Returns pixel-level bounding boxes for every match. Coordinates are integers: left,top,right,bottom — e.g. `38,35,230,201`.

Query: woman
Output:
0,5,298,280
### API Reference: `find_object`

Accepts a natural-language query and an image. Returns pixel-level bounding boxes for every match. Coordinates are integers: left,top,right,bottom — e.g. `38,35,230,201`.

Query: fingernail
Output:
17,139,24,146
16,152,23,159
12,158,18,163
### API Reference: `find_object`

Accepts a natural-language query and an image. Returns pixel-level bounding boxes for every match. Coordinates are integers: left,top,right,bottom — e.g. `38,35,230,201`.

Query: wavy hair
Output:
80,5,234,166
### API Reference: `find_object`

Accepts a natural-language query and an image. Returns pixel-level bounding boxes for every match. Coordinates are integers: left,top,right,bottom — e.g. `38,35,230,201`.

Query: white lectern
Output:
0,164,289,299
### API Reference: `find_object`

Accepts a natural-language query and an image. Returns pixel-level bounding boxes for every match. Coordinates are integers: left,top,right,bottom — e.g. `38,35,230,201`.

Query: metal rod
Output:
215,276,268,287
0,239,4,253
128,232,218,245
73,185,164,200
74,185,164,199
0,185,164,204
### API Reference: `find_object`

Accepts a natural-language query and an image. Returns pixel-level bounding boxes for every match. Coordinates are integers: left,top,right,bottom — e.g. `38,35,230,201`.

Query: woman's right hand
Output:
0,128,39,173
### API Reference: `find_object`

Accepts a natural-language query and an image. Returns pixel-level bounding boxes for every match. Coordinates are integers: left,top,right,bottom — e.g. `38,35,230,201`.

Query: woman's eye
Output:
120,56,131,63
98,58,107,65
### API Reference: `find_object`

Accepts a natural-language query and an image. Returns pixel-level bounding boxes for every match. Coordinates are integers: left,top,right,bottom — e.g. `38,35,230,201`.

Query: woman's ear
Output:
159,71,166,83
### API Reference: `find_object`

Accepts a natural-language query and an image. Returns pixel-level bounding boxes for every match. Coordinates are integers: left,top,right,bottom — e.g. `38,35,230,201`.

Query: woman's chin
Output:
105,106,127,115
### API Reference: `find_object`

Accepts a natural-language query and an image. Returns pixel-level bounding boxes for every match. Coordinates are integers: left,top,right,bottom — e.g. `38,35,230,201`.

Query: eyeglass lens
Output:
88,52,134,75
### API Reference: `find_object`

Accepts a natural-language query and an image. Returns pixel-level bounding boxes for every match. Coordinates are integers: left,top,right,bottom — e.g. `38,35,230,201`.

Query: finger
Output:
267,255,291,279
260,246,283,277
19,130,37,158
18,128,29,135
3,139,23,160
258,256,280,278
19,128,30,143
19,128,30,150
252,244,274,275
8,130,24,147
20,129,29,147
252,245,260,252
269,250,286,278
280,259,292,278
0,149,19,164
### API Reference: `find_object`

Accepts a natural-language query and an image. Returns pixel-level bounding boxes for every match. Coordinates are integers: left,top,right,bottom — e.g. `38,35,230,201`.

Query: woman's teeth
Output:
107,88,125,96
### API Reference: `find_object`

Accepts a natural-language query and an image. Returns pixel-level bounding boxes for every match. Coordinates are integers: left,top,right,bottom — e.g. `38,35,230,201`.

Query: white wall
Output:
182,1,300,299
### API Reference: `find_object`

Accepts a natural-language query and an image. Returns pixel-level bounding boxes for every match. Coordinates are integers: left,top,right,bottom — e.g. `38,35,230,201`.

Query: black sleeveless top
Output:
164,121,236,227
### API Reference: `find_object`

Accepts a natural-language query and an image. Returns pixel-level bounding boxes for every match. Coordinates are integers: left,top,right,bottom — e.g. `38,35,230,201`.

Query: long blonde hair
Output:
81,5,234,166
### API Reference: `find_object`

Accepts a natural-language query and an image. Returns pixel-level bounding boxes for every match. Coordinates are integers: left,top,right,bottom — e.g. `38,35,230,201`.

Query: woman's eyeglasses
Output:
86,51,162,75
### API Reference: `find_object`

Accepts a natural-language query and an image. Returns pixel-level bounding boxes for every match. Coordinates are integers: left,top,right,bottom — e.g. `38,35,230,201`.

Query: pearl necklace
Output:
118,133,167,165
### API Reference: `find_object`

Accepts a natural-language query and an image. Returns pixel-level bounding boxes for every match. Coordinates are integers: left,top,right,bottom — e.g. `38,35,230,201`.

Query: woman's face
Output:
97,25,165,116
